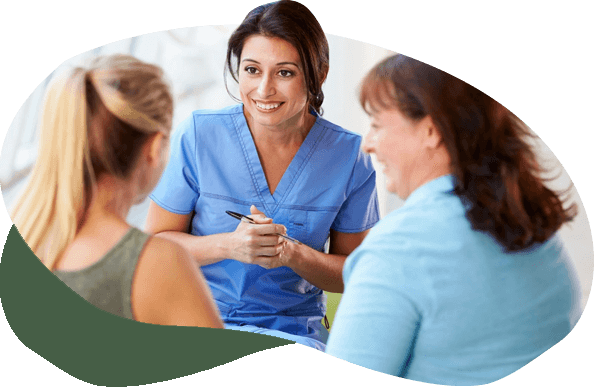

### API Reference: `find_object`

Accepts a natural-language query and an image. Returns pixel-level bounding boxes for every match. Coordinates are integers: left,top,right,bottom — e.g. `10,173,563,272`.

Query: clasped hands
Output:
227,205,296,269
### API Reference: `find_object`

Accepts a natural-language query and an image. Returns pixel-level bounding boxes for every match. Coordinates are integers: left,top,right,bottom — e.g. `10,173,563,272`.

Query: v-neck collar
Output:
233,105,326,217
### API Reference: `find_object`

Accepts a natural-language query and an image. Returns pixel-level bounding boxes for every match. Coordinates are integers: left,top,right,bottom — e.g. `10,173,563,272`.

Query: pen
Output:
225,210,302,245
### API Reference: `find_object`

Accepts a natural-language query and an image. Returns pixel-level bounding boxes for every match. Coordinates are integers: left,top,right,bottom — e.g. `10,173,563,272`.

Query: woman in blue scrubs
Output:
145,1,379,350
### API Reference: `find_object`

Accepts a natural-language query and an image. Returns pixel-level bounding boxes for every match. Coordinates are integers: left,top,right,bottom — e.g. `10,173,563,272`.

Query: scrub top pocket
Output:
286,210,308,244
283,208,339,252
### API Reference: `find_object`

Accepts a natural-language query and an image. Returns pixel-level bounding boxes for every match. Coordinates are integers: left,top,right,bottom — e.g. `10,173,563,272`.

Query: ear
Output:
145,132,167,167
420,116,443,150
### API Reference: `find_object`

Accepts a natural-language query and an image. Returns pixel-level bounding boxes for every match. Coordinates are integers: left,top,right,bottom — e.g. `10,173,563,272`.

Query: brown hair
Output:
360,54,576,251
225,0,329,114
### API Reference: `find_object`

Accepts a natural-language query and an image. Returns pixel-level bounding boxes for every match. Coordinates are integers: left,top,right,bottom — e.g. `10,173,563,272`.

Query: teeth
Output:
255,102,281,110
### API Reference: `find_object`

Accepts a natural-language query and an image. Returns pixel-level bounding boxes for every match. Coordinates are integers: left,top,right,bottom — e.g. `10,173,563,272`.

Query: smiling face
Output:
238,35,311,133
362,107,449,200
363,108,425,199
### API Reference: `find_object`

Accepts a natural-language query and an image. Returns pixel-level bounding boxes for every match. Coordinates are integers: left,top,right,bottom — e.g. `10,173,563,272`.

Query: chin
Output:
133,194,148,205
385,180,397,195
386,182,405,200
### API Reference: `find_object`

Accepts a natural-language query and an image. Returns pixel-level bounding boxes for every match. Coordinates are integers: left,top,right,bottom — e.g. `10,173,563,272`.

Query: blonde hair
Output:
11,54,173,270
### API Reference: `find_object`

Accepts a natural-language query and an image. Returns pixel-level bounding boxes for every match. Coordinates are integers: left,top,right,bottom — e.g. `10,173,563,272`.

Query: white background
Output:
0,30,594,384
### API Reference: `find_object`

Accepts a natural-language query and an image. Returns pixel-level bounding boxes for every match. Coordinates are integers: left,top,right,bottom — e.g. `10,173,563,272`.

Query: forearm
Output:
284,242,346,293
154,231,231,266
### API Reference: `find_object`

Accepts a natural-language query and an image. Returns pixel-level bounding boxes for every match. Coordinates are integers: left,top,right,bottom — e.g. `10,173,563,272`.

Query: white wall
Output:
323,35,400,218
0,27,398,228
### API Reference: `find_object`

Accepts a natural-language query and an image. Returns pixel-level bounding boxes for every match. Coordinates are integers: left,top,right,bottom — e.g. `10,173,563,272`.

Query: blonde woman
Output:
11,55,223,329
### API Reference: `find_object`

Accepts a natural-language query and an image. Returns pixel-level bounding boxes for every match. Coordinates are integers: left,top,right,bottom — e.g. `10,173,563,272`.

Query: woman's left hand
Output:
250,207,367,293
249,205,292,269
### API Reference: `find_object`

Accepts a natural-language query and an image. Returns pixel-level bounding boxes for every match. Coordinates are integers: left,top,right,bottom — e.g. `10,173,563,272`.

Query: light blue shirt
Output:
150,104,379,342
326,175,582,385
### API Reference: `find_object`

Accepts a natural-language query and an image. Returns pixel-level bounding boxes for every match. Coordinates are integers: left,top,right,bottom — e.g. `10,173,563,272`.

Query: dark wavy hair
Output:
225,0,329,114
360,54,576,252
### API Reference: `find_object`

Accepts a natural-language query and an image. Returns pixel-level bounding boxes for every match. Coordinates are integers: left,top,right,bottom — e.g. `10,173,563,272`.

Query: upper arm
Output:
328,229,369,256
145,200,193,234
131,236,223,328
331,150,380,233
148,114,200,217
325,249,421,375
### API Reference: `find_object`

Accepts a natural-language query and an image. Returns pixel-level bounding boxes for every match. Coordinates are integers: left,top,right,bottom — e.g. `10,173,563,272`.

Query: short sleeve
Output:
325,245,421,375
149,114,200,214
331,149,380,233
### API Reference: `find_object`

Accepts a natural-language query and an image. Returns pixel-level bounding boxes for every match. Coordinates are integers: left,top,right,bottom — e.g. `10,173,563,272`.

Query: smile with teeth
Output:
254,101,283,110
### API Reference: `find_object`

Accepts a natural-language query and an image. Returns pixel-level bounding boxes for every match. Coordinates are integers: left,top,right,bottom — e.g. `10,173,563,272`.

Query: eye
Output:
244,66,259,75
278,69,294,77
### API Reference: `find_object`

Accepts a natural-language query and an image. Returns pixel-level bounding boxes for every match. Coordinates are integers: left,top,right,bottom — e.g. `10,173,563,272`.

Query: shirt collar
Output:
403,174,456,208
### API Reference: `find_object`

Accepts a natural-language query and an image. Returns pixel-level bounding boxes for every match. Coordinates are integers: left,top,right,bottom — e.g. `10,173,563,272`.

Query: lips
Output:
254,100,283,110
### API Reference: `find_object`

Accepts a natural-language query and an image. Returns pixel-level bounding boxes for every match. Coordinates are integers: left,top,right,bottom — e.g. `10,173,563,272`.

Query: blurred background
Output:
0,26,402,225
0,25,591,314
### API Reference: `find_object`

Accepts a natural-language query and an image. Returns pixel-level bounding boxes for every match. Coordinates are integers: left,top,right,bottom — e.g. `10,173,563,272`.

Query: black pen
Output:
225,210,301,245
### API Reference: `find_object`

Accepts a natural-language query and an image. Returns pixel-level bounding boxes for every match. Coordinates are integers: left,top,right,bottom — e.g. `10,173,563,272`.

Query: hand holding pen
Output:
224,205,296,269
226,210,301,245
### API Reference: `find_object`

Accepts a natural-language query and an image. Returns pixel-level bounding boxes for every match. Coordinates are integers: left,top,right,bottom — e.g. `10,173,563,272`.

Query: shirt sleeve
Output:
149,114,200,214
331,149,380,233
325,244,422,376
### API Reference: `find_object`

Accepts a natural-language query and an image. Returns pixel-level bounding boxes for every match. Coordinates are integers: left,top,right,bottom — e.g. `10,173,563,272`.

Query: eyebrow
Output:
241,58,300,67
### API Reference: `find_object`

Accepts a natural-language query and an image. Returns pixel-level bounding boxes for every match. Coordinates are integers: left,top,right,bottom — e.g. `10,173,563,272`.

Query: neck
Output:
245,107,316,147
407,147,452,198
82,174,137,227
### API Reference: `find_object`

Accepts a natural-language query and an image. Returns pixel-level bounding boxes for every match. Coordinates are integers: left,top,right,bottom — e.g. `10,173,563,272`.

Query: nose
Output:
362,130,375,154
257,74,275,97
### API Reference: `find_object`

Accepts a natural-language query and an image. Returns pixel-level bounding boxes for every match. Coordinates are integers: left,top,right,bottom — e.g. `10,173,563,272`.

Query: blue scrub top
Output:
150,104,380,339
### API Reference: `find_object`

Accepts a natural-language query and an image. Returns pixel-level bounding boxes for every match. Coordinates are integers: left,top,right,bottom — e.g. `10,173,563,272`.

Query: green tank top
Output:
53,227,150,320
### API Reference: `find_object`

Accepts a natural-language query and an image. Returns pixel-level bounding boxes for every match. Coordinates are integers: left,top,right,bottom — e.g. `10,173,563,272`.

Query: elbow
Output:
321,279,344,294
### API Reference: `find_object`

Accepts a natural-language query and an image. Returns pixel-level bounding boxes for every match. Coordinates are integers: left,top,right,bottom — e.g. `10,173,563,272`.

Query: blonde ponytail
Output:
11,54,173,270
12,68,90,270
87,56,171,135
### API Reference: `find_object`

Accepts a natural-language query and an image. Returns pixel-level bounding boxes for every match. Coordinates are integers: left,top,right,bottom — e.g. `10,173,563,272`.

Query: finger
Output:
249,205,273,224
250,204,265,216
251,216,273,224
256,235,285,247
252,223,287,236
256,245,285,257
253,254,282,269
249,210,272,224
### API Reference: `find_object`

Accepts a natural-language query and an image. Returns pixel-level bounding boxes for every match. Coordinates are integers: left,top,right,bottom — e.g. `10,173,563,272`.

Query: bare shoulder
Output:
144,234,187,252
131,231,223,328
141,234,190,262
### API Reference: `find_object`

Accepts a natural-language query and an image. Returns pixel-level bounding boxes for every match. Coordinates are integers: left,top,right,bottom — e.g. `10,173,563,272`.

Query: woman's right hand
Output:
226,205,287,268
146,201,287,267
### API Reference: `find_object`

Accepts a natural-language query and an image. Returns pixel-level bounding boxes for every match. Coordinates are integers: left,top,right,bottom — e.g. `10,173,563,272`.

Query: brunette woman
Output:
325,54,582,385
146,1,379,350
